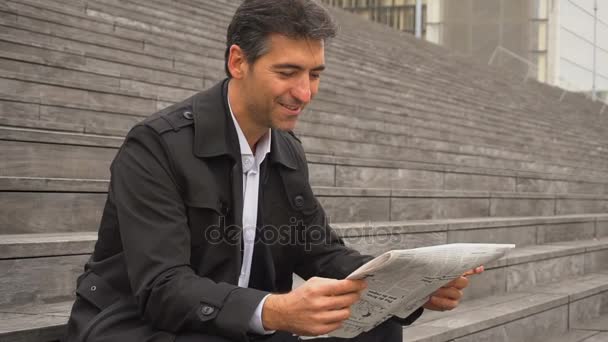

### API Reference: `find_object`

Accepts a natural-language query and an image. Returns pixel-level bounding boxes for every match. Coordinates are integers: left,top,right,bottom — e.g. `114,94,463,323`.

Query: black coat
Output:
65,79,387,342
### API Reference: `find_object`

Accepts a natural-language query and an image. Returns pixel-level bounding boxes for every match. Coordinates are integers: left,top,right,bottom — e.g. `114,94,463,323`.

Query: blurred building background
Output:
322,0,608,103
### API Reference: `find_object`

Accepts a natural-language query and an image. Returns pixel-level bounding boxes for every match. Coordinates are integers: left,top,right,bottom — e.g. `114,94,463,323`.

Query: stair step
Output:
3,176,608,233
2,176,608,232
4,0,606,152
1,229,605,309
550,330,604,342
572,314,608,333
3,123,608,184
406,273,608,342
0,301,72,342
0,232,97,259
1,273,606,342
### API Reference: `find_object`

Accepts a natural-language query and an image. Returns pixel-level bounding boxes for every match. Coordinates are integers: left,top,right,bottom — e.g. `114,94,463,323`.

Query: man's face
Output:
238,34,325,131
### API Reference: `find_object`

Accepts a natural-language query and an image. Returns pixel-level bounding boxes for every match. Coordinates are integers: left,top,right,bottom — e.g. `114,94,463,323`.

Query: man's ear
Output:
227,44,247,79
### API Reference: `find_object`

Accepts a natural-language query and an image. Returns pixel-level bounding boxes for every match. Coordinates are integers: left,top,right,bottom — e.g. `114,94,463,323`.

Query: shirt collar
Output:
191,79,296,170
227,87,271,168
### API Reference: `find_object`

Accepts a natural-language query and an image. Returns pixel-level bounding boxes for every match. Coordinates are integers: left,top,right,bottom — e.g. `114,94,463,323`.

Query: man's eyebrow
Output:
272,63,326,71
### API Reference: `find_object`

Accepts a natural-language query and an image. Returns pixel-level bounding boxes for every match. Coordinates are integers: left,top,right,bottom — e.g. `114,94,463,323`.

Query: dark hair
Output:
225,0,337,77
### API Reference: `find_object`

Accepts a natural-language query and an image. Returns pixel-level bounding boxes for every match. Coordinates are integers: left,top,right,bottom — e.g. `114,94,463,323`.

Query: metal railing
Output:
321,1,426,35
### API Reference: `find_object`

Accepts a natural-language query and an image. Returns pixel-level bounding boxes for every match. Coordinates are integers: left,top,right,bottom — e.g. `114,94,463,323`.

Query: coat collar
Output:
192,79,297,170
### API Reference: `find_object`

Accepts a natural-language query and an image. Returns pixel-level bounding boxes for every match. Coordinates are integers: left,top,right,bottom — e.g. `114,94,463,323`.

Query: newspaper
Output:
308,243,515,339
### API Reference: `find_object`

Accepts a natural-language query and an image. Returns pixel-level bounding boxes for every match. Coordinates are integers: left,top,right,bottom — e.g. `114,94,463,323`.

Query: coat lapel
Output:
191,79,244,283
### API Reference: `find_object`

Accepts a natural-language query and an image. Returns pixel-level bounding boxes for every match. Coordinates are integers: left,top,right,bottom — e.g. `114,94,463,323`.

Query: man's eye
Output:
279,71,294,77
310,73,321,80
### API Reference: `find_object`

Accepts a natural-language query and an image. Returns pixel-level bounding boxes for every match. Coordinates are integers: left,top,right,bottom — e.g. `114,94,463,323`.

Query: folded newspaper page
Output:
322,243,515,338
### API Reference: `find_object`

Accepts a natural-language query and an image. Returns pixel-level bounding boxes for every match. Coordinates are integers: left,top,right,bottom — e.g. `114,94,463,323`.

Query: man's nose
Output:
291,76,312,104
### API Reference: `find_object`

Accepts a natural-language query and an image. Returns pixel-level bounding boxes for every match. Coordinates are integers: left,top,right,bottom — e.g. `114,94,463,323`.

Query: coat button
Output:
294,195,304,208
200,305,215,316
90,285,97,291
182,111,193,120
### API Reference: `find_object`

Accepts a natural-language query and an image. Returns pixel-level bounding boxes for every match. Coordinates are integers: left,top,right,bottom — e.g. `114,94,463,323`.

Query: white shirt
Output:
227,96,274,335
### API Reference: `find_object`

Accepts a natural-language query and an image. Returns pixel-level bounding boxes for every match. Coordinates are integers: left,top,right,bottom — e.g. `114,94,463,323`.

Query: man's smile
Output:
279,101,303,114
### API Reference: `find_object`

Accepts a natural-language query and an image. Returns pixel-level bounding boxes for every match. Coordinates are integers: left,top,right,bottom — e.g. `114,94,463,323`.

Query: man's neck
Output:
228,80,267,152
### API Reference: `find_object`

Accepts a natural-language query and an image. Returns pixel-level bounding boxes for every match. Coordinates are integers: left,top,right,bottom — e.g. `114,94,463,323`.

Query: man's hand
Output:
262,277,366,336
423,266,484,311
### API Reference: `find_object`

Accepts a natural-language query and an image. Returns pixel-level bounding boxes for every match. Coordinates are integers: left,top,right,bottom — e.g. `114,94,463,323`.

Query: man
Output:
65,0,480,341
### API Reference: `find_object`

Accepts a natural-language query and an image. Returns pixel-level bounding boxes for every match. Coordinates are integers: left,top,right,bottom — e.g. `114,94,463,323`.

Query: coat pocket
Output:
185,194,228,247
79,298,138,342
279,168,319,216
75,272,137,342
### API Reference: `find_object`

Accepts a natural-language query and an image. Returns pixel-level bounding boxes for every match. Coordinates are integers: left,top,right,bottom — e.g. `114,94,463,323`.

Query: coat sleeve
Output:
111,125,267,341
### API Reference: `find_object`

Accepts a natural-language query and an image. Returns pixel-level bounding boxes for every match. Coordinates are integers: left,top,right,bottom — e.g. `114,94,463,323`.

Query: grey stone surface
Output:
0,192,105,233
1,300,73,316
16,15,136,54
0,98,39,121
568,182,607,195
549,330,601,342
85,90,157,116
0,312,67,342
119,79,195,103
537,222,596,244
533,273,608,302
598,220,608,238
585,249,608,274
2,0,608,340
0,232,97,259
317,196,390,222
0,254,86,307
391,198,490,221
0,140,116,179
569,291,608,327
0,125,123,147
462,267,506,300
391,169,444,190
1,24,162,71
0,77,82,108
453,306,568,342
335,165,391,188
314,186,390,197
447,225,537,246
506,254,585,292
572,314,608,332
344,232,446,256
557,199,608,215
445,173,515,192
0,116,85,133
582,332,608,342
308,163,335,187
517,177,569,194
39,105,140,135
0,58,120,89
0,176,109,192
408,292,567,342
85,56,203,89
505,244,578,266
316,220,448,237
490,198,555,217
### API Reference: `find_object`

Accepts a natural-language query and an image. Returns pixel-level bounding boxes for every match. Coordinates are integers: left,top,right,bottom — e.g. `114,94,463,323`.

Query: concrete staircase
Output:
0,0,607,341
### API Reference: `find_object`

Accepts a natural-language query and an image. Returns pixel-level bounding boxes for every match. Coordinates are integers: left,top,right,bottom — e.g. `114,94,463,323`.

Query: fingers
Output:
463,266,484,276
443,276,469,290
321,291,362,310
424,295,460,311
310,277,367,296
433,286,463,301
424,267,483,313
315,307,352,324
